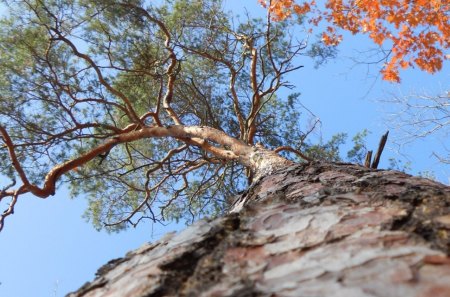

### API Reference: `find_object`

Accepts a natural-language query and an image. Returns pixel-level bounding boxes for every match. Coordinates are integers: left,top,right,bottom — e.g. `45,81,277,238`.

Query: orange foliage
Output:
259,0,449,82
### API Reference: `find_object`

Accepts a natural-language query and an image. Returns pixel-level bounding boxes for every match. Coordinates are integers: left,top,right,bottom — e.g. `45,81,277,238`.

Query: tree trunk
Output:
67,162,450,297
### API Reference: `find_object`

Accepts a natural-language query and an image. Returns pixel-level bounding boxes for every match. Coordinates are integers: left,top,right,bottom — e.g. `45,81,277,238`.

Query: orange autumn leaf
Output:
400,60,409,69
321,32,342,46
259,0,450,83
381,67,400,83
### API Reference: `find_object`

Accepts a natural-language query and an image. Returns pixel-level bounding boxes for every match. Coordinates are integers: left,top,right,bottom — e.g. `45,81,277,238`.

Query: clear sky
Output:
0,1,448,297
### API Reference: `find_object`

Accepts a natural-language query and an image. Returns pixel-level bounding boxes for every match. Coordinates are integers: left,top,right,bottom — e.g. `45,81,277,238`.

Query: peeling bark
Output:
67,162,450,297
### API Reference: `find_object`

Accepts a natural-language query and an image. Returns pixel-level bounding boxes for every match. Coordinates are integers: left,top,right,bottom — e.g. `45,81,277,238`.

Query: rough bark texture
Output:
67,162,450,297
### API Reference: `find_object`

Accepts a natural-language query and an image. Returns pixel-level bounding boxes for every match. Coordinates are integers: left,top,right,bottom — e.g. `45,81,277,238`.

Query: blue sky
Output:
0,1,448,297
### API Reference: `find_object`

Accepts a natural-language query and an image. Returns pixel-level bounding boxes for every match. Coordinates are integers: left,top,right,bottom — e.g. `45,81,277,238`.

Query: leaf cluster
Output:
260,0,449,82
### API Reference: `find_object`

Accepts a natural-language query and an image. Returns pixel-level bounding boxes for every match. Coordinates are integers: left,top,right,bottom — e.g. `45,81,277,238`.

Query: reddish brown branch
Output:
0,185,25,231
119,2,182,126
0,125,254,204
0,126,33,189
274,146,312,162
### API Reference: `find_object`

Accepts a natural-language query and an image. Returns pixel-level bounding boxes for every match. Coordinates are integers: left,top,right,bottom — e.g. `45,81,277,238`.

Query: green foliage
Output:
347,129,371,164
307,40,338,68
0,0,339,231
417,171,437,181
303,133,347,162
387,158,438,182
387,158,412,173
300,129,375,165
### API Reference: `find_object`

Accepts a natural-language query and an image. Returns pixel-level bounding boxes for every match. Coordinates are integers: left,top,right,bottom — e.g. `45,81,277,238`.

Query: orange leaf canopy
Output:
259,0,449,82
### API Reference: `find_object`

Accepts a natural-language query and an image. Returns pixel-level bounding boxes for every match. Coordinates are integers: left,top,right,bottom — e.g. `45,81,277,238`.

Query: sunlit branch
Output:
0,124,269,203
0,186,23,231
274,146,312,161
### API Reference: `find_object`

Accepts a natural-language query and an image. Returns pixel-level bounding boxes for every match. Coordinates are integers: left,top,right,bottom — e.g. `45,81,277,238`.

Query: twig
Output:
274,146,312,161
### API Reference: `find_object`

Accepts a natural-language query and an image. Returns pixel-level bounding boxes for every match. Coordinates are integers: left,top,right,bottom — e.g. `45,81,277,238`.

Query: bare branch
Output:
0,187,22,232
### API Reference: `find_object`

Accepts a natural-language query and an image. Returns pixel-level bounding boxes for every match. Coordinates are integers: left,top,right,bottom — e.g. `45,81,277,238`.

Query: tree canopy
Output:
260,0,449,82
0,0,447,232
0,0,326,231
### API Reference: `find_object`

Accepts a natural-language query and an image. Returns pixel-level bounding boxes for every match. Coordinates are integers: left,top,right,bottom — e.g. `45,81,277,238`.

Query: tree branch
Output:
371,131,389,169
274,145,312,161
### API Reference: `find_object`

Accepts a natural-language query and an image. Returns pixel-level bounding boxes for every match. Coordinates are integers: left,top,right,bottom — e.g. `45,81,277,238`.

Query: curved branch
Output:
274,145,312,162
1,122,292,230
0,186,24,231
0,126,33,189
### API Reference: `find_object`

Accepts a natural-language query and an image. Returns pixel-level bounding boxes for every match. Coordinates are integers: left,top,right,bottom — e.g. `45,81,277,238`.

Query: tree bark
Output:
67,162,450,297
